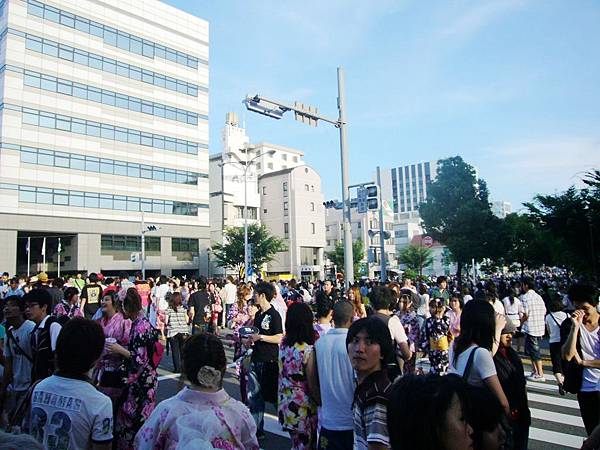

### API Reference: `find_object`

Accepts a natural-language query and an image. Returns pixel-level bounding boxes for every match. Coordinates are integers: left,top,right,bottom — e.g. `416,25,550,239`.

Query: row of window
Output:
5,142,205,185
27,0,205,69
234,206,258,220
7,104,206,154
0,183,206,215
101,235,160,252
19,68,206,125
15,30,204,97
172,238,199,253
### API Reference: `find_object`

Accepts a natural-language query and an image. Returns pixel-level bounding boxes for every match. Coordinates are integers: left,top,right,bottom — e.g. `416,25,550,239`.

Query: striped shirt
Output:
353,370,391,449
166,306,189,338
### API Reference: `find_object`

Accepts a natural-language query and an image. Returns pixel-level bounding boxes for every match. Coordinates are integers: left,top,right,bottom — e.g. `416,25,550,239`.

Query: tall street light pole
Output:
220,148,275,282
243,67,354,287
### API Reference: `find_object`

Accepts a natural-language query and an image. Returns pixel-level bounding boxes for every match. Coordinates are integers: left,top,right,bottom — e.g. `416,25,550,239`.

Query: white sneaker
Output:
527,374,546,382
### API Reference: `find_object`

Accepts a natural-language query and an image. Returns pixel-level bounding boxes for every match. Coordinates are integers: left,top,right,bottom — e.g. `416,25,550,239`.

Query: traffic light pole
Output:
376,166,387,282
141,212,146,280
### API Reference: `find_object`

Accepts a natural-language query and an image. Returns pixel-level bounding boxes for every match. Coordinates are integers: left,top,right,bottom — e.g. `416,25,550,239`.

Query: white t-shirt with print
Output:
545,311,568,344
31,375,113,449
448,344,497,387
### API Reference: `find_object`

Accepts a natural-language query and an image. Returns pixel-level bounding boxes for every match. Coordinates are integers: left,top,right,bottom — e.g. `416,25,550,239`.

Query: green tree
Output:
326,239,365,279
502,213,556,274
419,156,509,282
398,244,434,276
525,169,600,278
211,223,287,277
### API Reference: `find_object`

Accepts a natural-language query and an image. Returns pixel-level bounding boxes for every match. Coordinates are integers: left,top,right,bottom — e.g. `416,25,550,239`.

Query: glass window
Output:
22,111,39,126
130,67,142,81
42,41,58,57
55,152,69,168
141,101,153,115
153,168,164,181
24,72,41,88
102,91,116,106
115,94,128,109
113,195,126,210
69,191,84,207
39,113,56,129
70,155,85,170
127,197,139,211
102,59,116,73
152,199,165,214
40,75,57,91
59,11,75,28
104,28,117,46
28,1,44,17
89,55,102,70
116,62,129,78
55,115,71,131
142,41,154,58
114,127,128,142
153,136,165,149
176,52,187,65
164,169,176,183
86,122,101,137
36,188,52,204
141,199,152,212
85,156,100,172
19,186,36,203
130,37,142,55
127,131,141,145
155,74,166,88
114,162,127,176
53,189,69,205
166,49,177,62
21,149,38,164
75,17,90,33
73,84,87,99
45,7,59,22
154,104,165,118
100,159,113,174
129,98,141,112
38,150,53,166
99,194,112,209
127,163,140,178
100,125,114,140
89,21,103,37
57,81,72,95
141,70,153,84
165,107,177,121
140,165,152,179
88,87,101,102
164,138,177,151
155,45,166,59
141,133,153,147
26,36,43,53
165,78,176,91
71,119,86,134
116,32,129,51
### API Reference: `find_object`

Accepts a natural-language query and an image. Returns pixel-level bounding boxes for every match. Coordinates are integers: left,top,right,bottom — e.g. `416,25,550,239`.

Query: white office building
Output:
0,0,210,276
492,200,512,219
259,165,325,280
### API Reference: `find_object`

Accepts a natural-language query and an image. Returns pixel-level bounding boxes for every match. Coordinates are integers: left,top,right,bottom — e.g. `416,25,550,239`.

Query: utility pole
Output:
376,166,386,282
141,212,146,280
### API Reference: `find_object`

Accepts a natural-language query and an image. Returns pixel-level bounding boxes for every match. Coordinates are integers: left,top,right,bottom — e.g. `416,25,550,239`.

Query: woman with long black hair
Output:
448,300,510,415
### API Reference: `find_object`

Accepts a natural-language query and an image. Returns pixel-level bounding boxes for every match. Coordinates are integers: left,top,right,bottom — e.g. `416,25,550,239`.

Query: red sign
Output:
422,236,434,248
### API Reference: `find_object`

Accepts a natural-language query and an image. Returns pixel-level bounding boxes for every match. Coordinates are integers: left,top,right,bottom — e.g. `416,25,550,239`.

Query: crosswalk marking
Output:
528,392,580,409
529,427,584,449
530,407,584,427
527,380,558,392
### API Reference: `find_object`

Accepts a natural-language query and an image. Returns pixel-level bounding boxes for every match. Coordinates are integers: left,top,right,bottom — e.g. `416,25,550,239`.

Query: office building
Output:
259,165,325,280
492,200,512,219
0,0,209,276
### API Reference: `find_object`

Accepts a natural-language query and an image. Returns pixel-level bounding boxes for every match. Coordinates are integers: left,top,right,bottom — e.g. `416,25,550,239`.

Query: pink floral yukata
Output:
278,342,318,449
134,387,259,450
114,313,159,449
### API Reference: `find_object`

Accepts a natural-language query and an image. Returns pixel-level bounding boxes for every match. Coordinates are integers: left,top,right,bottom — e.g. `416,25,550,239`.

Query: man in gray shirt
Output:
307,301,355,450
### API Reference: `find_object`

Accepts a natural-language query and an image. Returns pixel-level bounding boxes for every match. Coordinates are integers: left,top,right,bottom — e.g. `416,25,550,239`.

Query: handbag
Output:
561,321,584,394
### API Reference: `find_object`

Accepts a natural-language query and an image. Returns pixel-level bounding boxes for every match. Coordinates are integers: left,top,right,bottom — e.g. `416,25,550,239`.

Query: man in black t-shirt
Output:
247,282,283,440
80,273,102,319
189,280,212,334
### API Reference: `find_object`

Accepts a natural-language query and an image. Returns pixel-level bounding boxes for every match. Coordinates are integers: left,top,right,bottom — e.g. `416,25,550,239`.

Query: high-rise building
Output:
384,160,438,214
0,0,209,276
492,200,512,219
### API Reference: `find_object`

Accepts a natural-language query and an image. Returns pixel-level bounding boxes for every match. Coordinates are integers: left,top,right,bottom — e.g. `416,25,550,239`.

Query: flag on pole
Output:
26,237,30,254
41,237,46,256
58,238,62,253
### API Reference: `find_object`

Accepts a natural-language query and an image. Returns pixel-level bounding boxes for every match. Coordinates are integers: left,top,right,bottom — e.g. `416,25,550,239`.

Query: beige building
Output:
0,0,209,276
259,165,325,280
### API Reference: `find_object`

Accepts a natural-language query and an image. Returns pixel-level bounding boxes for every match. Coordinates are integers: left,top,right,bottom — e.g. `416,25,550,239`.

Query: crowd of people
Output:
0,269,597,449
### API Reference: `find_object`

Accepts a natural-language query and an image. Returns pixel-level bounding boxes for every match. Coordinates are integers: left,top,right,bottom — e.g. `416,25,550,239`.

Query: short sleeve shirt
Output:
353,370,391,449
448,344,497,387
252,306,283,363
5,320,35,391
189,291,210,325
81,283,102,318
31,375,113,448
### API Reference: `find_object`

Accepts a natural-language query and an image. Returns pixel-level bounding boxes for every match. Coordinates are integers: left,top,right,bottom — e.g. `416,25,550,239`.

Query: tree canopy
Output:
398,244,434,276
326,239,365,279
211,223,287,276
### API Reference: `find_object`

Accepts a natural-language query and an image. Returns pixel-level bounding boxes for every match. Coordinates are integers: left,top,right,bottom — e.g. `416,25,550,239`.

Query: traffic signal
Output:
146,225,158,232
367,186,378,210
323,200,337,209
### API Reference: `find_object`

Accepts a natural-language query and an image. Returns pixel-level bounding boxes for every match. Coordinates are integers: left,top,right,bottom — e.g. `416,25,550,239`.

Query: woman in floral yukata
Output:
278,302,318,449
107,287,159,450
134,332,259,450
421,298,452,375
397,290,420,374
52,286,83,321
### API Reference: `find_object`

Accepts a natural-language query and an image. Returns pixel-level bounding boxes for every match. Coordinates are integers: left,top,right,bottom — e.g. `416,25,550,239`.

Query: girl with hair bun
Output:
135,332,258,450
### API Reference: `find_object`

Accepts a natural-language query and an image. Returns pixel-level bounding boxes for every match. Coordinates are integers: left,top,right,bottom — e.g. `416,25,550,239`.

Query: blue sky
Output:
164,0,600,209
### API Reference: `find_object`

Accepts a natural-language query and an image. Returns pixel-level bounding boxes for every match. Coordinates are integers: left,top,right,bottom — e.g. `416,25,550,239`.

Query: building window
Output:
283,182,288,196
284,223,289,237
283,202,288,216
262,186,266,195
304,184,309,191
293,156,298,162
172,237,199,252
325,225,330,232
311,185,315,192
101,234,160,252
256,163,261,170
310,202,315,211
311,223,315,234
18,105,203,155
282,153,287,160
23,33,204,97
263,208,267,214
268,163,273,169
26,0,204,69
300,247,318,265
